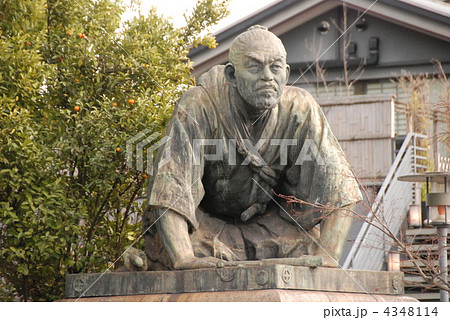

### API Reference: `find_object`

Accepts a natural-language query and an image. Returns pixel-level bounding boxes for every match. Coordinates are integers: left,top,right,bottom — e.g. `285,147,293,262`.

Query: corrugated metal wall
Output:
318,94,395,185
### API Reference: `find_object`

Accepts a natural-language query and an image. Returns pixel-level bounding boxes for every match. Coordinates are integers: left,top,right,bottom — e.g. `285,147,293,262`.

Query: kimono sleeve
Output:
147,88,208,230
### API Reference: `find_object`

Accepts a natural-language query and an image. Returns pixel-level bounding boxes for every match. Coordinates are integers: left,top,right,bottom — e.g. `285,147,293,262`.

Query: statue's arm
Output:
314,204,354,267
155,208,220,269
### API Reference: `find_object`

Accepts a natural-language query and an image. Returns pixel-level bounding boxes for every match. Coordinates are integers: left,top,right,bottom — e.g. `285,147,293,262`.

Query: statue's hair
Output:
229,25,287,65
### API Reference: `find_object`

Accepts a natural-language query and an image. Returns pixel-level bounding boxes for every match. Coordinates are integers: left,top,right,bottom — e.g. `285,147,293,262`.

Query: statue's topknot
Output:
247,25,268,31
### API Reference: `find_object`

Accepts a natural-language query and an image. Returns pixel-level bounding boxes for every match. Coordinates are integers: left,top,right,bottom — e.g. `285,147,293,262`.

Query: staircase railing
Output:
342,132,427,270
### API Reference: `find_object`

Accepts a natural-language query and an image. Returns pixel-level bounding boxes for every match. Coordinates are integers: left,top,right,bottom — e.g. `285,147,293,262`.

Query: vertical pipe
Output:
433,112,440,171
414,182,421,205
438,226,449,302
413,135,417,173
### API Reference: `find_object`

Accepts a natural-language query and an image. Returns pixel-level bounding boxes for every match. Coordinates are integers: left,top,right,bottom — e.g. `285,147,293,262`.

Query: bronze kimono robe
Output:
145,65,362,265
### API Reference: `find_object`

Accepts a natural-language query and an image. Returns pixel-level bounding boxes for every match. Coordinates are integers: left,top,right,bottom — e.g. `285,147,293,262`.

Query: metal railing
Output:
342,132,427,270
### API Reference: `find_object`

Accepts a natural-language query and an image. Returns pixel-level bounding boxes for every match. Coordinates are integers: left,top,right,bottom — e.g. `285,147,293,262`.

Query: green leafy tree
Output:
0,0,229,301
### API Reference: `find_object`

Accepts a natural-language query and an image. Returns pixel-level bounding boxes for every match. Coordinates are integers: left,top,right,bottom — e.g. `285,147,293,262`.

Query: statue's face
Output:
233,40,289,111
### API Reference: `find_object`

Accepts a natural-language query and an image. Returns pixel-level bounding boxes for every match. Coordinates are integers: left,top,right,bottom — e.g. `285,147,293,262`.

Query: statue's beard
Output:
237,84,281,111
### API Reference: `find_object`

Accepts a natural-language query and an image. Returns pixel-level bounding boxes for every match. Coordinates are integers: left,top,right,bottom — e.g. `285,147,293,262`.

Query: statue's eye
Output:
246,63,260,73
271,63,283,73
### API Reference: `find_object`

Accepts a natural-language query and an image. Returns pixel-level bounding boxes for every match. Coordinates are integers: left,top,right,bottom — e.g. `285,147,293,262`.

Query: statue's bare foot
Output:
173,256,223,270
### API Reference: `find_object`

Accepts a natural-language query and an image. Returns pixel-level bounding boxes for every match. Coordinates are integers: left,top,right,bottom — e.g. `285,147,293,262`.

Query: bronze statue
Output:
144,25,362,270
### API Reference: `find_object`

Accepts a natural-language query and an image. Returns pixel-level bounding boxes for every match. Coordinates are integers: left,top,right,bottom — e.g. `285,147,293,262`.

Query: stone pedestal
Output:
63,289,416,302
64,265,417,302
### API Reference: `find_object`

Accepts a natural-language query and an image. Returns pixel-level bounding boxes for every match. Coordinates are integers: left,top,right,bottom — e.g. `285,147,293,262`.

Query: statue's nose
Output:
260,65,273,81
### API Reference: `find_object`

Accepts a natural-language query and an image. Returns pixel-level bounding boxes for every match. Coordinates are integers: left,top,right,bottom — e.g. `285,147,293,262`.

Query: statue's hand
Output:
122,247,148,271
173,256,223,270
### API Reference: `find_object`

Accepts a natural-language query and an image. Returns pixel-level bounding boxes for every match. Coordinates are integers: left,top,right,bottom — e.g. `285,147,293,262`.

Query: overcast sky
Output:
124,0,277,33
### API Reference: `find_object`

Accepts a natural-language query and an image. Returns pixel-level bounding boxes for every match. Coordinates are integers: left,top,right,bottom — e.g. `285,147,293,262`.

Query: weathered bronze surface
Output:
144,25,363,270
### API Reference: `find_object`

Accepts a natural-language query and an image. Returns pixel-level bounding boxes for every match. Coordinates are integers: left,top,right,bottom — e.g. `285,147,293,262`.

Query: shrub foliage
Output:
0,0,228,301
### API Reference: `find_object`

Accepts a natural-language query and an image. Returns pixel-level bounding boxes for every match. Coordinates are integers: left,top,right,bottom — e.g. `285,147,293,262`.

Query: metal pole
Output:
438,226,449,302
433,111,440,171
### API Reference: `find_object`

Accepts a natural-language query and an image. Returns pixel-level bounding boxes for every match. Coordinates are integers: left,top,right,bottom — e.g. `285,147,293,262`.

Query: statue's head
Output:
225,25,290,111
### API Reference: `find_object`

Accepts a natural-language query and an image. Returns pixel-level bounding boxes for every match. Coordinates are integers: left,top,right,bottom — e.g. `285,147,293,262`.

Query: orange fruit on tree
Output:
113,102,117,107
77,33,86,38
26,42,32,46
116,147,122,152
74,106,80,111
128,99,135,104
74,78,79,83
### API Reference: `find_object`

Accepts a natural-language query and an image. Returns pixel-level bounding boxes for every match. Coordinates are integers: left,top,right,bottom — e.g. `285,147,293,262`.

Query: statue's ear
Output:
225,63,237,87
285,64,291,85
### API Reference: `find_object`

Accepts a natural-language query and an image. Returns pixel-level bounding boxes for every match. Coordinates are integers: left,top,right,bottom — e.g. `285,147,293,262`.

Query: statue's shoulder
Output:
174,86,212,122
179,65,227,103
175,87,206,116
281,86,319,114
175,67,228,119
179,85,207,100
198,65,227,88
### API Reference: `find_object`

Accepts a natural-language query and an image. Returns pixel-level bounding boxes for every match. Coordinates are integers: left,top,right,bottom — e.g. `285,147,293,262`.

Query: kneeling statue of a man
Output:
144,25,362,270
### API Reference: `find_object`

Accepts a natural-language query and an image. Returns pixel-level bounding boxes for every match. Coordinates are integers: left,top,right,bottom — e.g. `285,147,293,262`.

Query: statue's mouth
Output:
257,86,276,93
